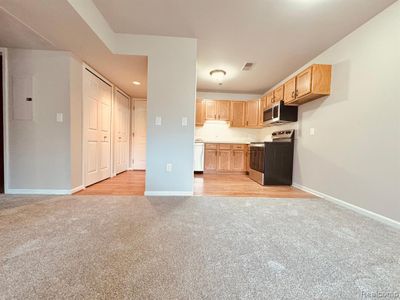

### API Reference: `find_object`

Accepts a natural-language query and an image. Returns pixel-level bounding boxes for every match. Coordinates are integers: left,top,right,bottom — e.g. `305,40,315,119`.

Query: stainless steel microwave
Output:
263,101,298,126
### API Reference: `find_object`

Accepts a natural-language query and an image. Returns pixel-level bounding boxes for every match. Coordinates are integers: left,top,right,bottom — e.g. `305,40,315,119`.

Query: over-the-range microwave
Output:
263,101,298,126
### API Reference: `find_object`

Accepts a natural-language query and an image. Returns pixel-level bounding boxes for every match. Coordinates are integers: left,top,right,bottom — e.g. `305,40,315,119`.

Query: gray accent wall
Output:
259,1,400,222
8,49,82,191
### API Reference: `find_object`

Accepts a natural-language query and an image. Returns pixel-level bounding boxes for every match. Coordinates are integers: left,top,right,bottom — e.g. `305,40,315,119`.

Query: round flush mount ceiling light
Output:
132,81,141,86
210,69,226,85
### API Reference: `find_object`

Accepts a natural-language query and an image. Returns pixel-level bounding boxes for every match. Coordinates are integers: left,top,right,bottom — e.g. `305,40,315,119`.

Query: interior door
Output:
115,91,130,174
84,69,112,186
133,100,147,170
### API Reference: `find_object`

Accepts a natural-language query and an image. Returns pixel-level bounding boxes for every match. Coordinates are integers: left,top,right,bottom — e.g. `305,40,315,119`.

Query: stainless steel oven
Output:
249,142,265,185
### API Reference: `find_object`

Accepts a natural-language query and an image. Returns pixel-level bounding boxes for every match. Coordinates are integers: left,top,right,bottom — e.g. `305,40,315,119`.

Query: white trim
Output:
144,191,193,196
1,48,10,193
7,189,71,195
70,185,85,194
292,183,400,230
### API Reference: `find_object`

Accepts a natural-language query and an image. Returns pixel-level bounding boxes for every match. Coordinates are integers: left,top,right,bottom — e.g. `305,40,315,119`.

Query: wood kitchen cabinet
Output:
265,92,274,109
258,99,264,127
195,99,205,126
230,101,246,127
245,100,259,128
274,85,284,103
204,144,218,171
204,143,248,174
283,77,297,104
286,64,332,105
204,100,231,121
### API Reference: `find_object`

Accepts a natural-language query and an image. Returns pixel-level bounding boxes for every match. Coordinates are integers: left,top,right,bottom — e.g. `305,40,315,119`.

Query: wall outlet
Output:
310,128,315,136
166,163,172,172
56,113,63,123
182,117,188,127
155,116,162,126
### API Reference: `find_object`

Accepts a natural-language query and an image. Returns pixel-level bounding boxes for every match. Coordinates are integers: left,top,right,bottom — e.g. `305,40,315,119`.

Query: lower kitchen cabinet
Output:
205,143,248,174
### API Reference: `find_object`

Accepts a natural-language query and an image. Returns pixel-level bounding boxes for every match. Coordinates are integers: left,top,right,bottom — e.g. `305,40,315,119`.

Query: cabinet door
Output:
204,100,217,120
284,78,296,104
246,100,259,128
217,149,231,171
258,99,264,127
296,67,312,98
195,99,204,126
217,100,231,121
274,85,284,102
231,150,245,172
230,101,246,127
266,92,274,109
204,149,218,171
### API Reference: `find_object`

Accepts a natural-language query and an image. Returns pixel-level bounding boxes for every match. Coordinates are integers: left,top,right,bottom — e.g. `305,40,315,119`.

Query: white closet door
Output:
114,91,130,174
84,69,112,186
133,100,147,170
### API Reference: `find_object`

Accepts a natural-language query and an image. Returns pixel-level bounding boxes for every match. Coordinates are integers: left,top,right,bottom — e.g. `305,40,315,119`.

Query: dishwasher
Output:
194,142,205,172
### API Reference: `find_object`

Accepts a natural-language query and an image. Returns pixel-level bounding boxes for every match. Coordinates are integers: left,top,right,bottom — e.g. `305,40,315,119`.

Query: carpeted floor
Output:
0,195,399,299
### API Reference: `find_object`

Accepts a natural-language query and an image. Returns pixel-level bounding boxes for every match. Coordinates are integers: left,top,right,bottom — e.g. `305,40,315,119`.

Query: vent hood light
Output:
132,81,141,85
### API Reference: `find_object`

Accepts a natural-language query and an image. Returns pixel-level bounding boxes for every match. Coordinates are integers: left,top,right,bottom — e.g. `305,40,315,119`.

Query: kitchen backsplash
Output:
196,121,299,143
195,122,259,143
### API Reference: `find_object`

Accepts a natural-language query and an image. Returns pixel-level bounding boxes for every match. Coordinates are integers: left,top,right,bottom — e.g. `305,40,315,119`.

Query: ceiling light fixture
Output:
209,69,226,85
132,81,141,85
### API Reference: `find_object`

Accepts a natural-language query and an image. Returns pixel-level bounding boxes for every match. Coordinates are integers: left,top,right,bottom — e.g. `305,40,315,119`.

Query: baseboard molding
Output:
7,189,71,195
144,191,193,196
70,185,85,194
293,183,400,230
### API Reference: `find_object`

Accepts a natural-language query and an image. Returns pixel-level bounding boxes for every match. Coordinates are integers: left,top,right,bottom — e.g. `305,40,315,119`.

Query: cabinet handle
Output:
295,89,299,97
214,114,217,119
291,91,295,99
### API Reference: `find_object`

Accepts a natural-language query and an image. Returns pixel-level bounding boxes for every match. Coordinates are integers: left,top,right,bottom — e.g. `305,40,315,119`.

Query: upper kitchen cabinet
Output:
265,92,274,109
273,85,284,103
204,100,231,121
258,99,264,127
287,64,332,105
195,99,205,126
246,100,259,128
230,101,246,127
283,77,296,104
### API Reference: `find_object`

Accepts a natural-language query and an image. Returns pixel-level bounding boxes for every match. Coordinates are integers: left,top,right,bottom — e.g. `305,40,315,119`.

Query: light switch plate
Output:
56,113,63,123
166,163,172,172
182,117,188,127
155,116,162,126
310,128,315,136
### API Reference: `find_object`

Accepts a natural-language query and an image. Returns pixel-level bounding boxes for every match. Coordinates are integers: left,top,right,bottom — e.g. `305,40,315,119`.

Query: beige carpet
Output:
0,195,399,299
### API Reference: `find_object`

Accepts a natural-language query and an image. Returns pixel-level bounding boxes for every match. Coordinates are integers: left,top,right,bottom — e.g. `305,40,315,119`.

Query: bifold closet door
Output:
114,91,130,174
84,69,112,186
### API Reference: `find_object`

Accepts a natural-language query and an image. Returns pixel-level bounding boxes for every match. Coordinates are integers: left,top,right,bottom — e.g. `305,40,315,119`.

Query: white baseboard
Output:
7,189,71,195
7,185,85,195
144,191,193,196
292,183,400,230
70,185,85,194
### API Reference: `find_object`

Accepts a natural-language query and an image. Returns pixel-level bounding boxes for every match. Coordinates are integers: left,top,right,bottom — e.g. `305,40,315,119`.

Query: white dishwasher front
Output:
193,142,205,172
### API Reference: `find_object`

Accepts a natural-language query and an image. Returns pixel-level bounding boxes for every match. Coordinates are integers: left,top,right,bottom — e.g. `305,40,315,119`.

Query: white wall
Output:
260,2,400,222
7,49,82,192
8,49,72,190
69,55,83,190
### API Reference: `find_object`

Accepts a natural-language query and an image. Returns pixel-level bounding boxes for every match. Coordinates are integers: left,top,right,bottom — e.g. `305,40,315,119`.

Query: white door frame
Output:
0,48,10,193
112,87,131,177
82,63,114,187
